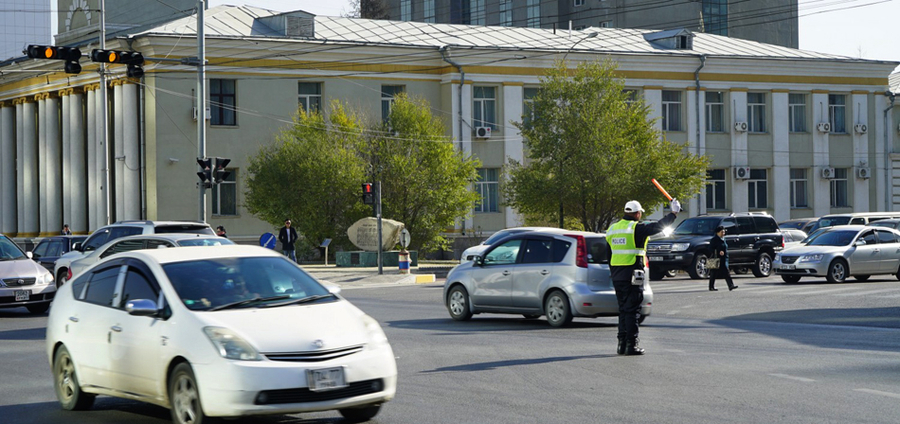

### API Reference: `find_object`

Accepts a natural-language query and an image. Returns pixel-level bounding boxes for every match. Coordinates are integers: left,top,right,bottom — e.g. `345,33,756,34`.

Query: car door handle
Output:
68,317,79,323
540,270,550,275
111,326,122,332
502,270,511,276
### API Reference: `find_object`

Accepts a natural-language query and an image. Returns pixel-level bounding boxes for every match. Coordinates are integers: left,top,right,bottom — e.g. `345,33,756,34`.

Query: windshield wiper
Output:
208,295,291,311
267,294,335,307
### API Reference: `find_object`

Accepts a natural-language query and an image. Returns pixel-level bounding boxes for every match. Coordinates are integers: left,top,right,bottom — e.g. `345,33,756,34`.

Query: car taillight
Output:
565,234,588,268
67,269,72,280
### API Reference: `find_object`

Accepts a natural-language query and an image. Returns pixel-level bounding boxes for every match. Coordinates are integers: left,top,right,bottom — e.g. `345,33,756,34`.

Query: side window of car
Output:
736,217,755,235
101,239,146,259
484,239,522,265
83,229,112,252
861,231,878,245
754,217,778,233
83,266,124,307
119,267,160,309
876,230,897,244
146,240,174,249
109,226,143,240
49,240,66,257
32,241,50,257
521,239,553,264
850,217,866,225
720,218,736,234
69,273,90,300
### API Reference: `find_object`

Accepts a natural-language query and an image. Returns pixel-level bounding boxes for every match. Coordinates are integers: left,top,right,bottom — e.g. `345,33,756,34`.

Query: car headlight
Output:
37,271,54,285
203,327,262,361
670,243,691,252
774,253,781,261
361,315,389,346
799,254,824,263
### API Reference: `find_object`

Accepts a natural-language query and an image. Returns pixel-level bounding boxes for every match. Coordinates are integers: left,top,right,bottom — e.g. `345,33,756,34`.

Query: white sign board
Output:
399,228,410,248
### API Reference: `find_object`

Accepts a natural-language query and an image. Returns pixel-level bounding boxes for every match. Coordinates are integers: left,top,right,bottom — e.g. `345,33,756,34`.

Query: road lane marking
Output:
769,373,815,382
834,288,900,297
785,286,860,295
854,389,900,399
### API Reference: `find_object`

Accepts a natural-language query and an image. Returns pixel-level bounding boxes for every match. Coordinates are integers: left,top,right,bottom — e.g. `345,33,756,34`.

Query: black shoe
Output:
617,340,625,355
729,285,738,291
709,288,718,291
624,340,645,356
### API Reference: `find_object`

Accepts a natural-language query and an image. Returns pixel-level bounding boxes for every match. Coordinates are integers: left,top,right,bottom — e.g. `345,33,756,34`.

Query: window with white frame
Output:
523,87,539,125
526,0,540,28
499,0,512,26
473,86,497,130
599,21,611,28
747,169,767,209
400,0,411,21
574,0,585,6
381,85,404,122
829,94,846,133
788,93,807,133
475,168,499,212
662,90,682,131
212,169,237,216
470,0,485,25
789,168,808,208
830,168,849,207
298,82,322,114
747,92,766,133
706,91,724,132
706,169,726,210
424,0,435,23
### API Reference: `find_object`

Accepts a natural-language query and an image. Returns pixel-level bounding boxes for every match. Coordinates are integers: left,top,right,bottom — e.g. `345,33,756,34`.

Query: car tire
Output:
665,269,678,278
340,404,382,422
544,290,573,328
649,267,666,281
752,253,773,277
53,345,95,411
854,275,870,282
734,267,750,275
781,275,802,283
826,259,848,283
169,363,208,424
447,285,472,321
56,269,68,288
638,314,647,325
26,303,50,314
522,314,541,319
687,254,709,280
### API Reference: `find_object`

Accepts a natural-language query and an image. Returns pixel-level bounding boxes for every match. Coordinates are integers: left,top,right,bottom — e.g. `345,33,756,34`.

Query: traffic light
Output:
213,157,231,184
90,49,145,78
25,45,82,74
197,158,212,188
362,183,375,205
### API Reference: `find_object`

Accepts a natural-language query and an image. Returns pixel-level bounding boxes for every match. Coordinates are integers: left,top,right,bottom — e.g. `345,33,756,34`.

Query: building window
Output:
400,0,411,21
599,21,611,28
424,0,435,23
830,168,849,207
706,169,726,210
662,90,682,132
790,168,808,208
748,169,768,209
829,94,847,133
702,0,728,36
706,91,724,132
473,86,497,130
499,0,512,26
526,0,540,28
523,87,539,125
381,85,404,122
209,79,236,126
747,92,766,133
475,168,499,213
623,89,638,104
212,169,237,216
470,0,485,25
788,93,807,133
298,82,322,114
574,0,585,6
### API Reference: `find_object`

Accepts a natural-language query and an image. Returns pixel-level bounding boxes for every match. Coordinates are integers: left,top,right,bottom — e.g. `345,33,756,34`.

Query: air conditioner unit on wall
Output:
733,166,750,180
817,122,831,133
854,124,868,134
857,167,871,179
733,121,748,133
821,167,836,179
192,106,210,121
475,126,492,138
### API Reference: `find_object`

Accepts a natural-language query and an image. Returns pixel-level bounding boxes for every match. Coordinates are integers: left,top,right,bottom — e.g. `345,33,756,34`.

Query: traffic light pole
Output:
197,0,207,222
99,0,111,225
377,181,383,275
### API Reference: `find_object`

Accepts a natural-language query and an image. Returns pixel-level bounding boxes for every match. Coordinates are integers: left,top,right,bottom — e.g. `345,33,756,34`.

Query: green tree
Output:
504,60,709,232
244,102,371,252
368,94,481,252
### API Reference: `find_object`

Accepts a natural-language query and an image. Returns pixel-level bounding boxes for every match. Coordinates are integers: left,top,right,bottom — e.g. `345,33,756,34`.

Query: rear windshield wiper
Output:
267,294,335,307
208,295,291,311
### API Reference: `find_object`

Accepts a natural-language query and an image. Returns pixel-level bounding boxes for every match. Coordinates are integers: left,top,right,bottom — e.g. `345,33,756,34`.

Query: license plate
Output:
649,256,663,262
781,265,796,270
15,290,30,301
307,367,347,392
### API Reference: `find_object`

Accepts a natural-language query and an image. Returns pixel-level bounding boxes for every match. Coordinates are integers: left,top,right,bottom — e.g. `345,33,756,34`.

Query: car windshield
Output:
175,238,235,247
163,256,334,311
672,217,720,236
869,221,898,229
0,236,26,260
155,224,215,235
805,230,858,246
818,216,851,228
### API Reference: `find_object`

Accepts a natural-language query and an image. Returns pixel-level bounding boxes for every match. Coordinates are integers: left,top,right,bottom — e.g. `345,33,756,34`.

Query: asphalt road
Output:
2,272,900,424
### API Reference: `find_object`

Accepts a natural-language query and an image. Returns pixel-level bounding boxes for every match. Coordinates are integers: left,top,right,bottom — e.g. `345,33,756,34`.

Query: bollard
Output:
398,249,410,274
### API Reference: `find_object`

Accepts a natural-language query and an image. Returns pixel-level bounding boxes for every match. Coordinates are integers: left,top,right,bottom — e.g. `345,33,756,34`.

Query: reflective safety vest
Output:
606,219,648,266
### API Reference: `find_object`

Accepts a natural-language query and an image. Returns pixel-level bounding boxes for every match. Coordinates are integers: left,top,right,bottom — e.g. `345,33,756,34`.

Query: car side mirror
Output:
72,242,83,252
125,299,159,316
26,251,34,260
855,240,867,246
474,256,484,267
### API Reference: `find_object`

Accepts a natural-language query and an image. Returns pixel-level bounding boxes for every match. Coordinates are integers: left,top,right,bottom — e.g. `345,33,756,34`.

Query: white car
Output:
460,227,559,263
46,245,397,423
0,234,55,314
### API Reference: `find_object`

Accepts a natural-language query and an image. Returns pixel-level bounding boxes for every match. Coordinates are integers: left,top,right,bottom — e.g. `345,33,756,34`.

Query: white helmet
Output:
624,200,644,213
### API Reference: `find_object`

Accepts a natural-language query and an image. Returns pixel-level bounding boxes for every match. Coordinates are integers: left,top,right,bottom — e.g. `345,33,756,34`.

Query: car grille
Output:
646,244,671,252
780,256,799,264
2,278,36,287
255,379,384,405
263,345,364,362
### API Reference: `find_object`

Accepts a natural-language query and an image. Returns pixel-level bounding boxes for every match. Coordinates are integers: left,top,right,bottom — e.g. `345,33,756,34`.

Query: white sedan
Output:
46,245,397,423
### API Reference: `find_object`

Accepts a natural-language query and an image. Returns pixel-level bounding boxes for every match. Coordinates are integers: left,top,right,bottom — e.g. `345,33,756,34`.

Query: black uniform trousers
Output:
611,272,644,342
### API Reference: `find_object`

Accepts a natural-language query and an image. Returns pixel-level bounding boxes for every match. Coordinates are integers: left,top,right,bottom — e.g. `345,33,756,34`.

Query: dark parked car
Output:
868,218,900,231
779,218,817,234
29,235,87,273
646,212,784,280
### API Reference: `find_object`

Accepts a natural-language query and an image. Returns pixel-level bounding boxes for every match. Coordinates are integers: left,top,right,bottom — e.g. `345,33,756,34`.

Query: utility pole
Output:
197,0,207,222
99,0,111,225
377,181,383,275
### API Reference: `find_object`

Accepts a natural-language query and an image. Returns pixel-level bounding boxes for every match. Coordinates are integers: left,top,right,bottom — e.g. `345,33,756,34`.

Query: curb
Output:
398,274,436,285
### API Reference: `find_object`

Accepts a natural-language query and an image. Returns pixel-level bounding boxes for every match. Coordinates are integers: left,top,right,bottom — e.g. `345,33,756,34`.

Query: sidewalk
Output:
300,264,440,289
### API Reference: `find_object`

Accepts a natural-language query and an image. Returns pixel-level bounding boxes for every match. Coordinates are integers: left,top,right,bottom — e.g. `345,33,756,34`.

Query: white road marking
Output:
834,288,900,297
769,373,816,382
853,389,900,399
785,286,860,295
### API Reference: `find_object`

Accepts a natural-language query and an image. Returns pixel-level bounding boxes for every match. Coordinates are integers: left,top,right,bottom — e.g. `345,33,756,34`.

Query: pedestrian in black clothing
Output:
279,219,298,263
216,226,227,238
61,224,72,235
606,199,680,356
708,226,738,291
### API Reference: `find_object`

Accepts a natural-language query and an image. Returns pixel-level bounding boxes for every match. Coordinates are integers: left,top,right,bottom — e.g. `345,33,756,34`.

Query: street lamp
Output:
562,31,599,62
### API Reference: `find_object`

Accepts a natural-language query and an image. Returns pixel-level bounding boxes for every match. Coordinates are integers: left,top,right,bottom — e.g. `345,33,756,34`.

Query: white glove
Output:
670,198,682,213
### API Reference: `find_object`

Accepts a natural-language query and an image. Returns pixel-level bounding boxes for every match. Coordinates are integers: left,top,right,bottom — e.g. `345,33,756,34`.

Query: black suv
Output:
646,212,784,280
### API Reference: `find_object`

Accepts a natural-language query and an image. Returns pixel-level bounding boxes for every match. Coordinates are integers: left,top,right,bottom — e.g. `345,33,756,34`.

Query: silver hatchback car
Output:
443,230,653,327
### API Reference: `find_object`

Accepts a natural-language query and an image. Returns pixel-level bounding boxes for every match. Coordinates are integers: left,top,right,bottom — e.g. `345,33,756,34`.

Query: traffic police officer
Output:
606,198,680,355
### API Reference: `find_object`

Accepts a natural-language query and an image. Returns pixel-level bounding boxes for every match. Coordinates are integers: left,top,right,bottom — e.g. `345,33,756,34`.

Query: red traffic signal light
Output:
25,45,82,74
362,183,375,205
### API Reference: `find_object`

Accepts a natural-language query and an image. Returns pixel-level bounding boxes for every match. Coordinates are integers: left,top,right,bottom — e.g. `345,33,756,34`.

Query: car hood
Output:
56,250,85,264
196,300,373,353
0,258,48,277
461,244,488,260
779,244,848,256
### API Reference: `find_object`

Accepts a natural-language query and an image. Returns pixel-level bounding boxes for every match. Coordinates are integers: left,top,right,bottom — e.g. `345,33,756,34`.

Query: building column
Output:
122,82,141,220
15,99,25,234
85,85,99,231
687,87,706,217
501,82,524,227
61,90,72,230
874,93,889,211
37,94,48,236
0,102,16,236
730,89,749,213
69,89,87,233
852,91,870,211
44,94,62,237
771,90,790,222
20,99,39,237
114,81,125,222
96,83,109,228
643,86,663,220
811,91,830,216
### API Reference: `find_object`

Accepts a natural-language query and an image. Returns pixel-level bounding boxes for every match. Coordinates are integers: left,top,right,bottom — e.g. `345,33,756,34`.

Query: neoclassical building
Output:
0,5,897,245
